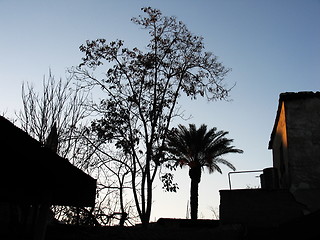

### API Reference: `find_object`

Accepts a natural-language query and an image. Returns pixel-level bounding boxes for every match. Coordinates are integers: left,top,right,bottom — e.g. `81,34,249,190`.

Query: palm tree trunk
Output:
190,177,199,220
189,166,201,220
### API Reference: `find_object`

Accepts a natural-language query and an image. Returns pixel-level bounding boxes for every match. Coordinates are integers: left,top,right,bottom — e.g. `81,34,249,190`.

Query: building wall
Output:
219,189,303,227
285,97,320,191
284,96,320,212
271,102,290,189
270,93,320,212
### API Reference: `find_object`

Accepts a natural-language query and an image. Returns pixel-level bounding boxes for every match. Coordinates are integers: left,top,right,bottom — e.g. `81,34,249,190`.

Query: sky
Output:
0,0,319,221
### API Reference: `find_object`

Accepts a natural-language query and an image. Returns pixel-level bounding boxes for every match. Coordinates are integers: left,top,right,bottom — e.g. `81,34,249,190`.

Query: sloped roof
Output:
268,91,320,149
0,116,96,206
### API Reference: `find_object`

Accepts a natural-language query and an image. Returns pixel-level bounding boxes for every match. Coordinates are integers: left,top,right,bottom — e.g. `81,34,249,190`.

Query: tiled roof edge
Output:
279,91,320,101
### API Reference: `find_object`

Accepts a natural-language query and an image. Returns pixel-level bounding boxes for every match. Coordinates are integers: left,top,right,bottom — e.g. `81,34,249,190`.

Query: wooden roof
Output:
0,116,96,207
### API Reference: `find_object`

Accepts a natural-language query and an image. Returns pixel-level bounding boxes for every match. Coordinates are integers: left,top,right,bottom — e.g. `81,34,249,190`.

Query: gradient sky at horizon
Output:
0,0,319,221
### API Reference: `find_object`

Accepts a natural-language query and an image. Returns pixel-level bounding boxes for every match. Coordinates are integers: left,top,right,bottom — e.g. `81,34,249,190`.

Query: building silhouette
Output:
220,92,320,231
0,116,96,240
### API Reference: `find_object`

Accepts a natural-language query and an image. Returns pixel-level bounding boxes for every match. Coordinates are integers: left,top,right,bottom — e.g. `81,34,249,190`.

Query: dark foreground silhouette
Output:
0,116,96,240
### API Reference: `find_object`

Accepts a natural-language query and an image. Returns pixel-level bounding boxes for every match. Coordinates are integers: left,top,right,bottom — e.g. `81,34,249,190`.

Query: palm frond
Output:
213,158,236,171
206,162,222,174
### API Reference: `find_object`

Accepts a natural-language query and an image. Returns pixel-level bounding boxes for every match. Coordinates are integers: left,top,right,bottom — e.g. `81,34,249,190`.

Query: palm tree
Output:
165,124,243,220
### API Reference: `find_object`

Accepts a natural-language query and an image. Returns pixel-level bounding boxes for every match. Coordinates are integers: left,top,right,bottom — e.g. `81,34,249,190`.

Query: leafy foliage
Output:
161,173,179,192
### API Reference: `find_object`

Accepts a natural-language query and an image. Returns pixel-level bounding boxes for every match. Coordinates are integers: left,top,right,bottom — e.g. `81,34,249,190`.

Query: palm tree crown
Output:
165,123,243,219
166,124,242,174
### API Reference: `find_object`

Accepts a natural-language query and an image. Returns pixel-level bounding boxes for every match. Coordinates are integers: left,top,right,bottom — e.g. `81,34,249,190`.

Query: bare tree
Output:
17,70,91,163
16,70,138,226
16,70,97,223
74,7,233,226
86,147,139,226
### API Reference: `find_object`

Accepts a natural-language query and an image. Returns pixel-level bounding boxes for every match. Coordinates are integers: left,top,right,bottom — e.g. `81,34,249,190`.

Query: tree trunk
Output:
189,166,201,220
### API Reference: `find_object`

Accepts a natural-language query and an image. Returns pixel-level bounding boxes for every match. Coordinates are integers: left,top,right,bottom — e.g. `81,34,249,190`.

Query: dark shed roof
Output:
268,91,320,149
0,116,96,207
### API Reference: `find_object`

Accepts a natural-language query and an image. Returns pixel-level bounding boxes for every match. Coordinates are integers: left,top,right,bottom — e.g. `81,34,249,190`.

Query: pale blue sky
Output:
0,0,319,221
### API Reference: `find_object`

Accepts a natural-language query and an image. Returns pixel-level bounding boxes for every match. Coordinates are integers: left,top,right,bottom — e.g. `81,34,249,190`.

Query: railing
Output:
228,170,263,190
